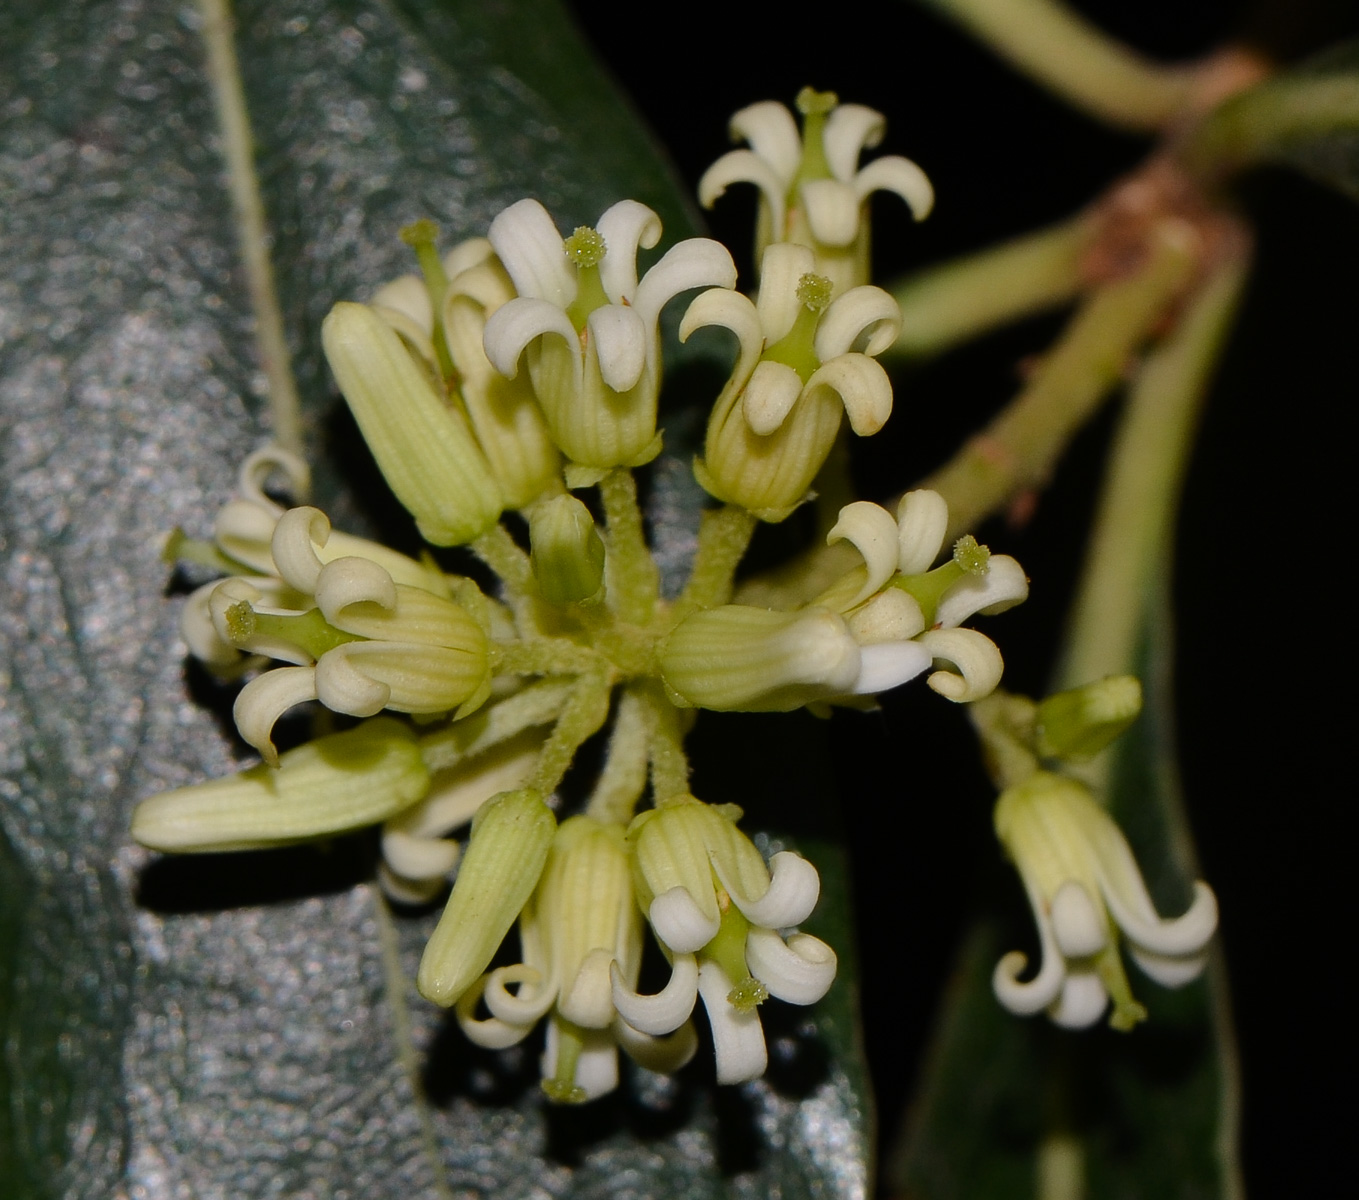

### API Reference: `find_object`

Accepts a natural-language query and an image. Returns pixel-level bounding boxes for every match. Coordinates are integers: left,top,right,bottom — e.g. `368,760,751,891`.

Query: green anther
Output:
399,219,456,384
563,226,612,333
563,225,607,268
239,606,365,660
703,893,767,1013
952,534,992,575
541,1020,590,1104
795,87,838,116
796,273,833,313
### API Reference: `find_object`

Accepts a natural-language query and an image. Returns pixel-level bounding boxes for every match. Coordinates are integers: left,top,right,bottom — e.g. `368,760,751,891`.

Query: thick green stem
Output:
886,216,1092,361
1181,73,1359,183
496,638,599,677
674,506,758,618
920,0,1194,132
529,669,614,796
1056,236,1251,692
585,686,651,824
471,524,534,597
923,219,1198,543
639,682,691,803
599,468,660,626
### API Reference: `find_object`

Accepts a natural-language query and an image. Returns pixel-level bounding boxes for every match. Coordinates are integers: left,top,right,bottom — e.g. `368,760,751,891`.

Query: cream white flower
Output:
992,772,1219,1031
818,489,1030,703
683,242,900,520
213,506,490,765
615,798,837,1085
453,815,697,1102
482,198,736,471
700,87,933,295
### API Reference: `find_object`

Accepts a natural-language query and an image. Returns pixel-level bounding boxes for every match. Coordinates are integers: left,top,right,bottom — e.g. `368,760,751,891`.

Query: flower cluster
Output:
129,88,1211,1115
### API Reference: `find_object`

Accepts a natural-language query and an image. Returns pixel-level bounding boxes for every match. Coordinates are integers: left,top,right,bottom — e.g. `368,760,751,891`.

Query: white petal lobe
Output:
854,155,935,220
827,501,900,604
482,297,580,380
746,929,837,1005
697,961,768,1084
610,955,699,1035
587,304,648,393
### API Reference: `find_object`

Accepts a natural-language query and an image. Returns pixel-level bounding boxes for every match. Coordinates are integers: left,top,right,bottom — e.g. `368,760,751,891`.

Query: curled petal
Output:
314,556,397,624
632,238,738,341
610,954,699,1035
799,178,860,248
587,304,648,393
742,360,804,436
649,887,720,954
918,627,1004,702
483,963,557,1026
560,948,619,1030
371,274,433,333
381,827,460,881
441,235,494,280
992,880,1067,1015
851,640,933,695
822,102,885,181
803,353,893,437
271,506,331,594
1129,948,1207,988
847,589,926,644
314,645,391,716
1048,969,1109,1029
828,501,900,605
482,296,581,381
725,850,820,929
746,930,837,1005
896,490,949,573
238,444,310,513
698,149,788,238
487,198,574,308
181,579,246,670
1103,878,1219,959
1049,881,1108,958
233,666,319,766
212,499,280,573
815,286,902,361
680,288,764,388
729,100,802,181
854,155,935,221
596,199,662,304
756,242,817,343
697,961,767,1085
936,554,1030,628
455,975,535,1050
613,1016,699,1074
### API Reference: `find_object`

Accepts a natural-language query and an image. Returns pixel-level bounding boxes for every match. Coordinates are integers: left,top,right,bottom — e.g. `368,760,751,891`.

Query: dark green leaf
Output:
886,592,1240,1198
0,1,868,1196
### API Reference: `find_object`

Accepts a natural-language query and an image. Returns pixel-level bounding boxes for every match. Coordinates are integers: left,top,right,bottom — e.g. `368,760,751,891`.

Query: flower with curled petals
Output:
453,815,697,1103
684,242,901,520
700,87,933,295
992,771,1219,1031
217,506,491,765
482,198,736,473
616,797,837,1085
815,489,1030,703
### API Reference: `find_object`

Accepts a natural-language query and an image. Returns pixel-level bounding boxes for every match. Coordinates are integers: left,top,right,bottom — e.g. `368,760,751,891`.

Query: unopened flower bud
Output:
1036,676,1143,762
529,494,606,605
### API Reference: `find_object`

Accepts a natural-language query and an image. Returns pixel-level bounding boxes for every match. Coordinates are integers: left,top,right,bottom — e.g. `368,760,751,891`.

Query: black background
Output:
567,0,1356,1193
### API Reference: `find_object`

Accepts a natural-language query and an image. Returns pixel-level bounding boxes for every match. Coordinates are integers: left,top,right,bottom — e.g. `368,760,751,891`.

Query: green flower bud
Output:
1036,676,1143,762
659,605,862,711
322,301,502,546
131,717,429,852
529,494,606,605
418,788,556,1006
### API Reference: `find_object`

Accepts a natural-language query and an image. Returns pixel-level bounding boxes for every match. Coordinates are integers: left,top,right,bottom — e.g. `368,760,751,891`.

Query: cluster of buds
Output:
131,87,1211,1110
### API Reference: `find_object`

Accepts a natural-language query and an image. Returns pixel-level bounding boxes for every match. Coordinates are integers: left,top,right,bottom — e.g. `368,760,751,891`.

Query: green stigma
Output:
223,600,257,643
399,218,439,251
952,534,991,576
726,975,770,1015
796,87,838,116
796,273,833,313
563,225,607,269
